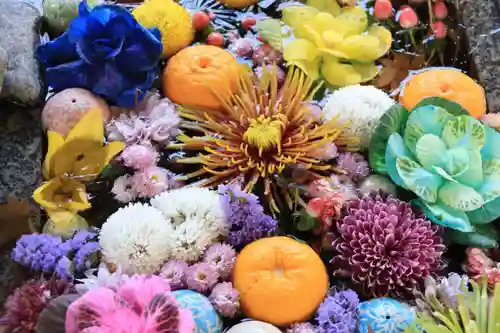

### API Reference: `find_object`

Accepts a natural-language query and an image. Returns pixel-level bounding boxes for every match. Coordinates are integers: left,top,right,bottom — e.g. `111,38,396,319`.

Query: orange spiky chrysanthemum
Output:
170,66,359,212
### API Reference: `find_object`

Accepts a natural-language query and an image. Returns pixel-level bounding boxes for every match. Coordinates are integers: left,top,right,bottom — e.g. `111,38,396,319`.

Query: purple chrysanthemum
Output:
185,263,219,294
331,192,445,298
203,243,236,281
209,282,240,318
335,152,370,182
159,260,189,290
316,290,359,333
218,184,277,247
286,322,318,333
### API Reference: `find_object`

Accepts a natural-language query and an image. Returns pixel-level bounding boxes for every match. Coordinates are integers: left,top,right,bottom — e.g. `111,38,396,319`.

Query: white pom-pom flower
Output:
99,202,174,275
151,187,228,262
322,85,395,150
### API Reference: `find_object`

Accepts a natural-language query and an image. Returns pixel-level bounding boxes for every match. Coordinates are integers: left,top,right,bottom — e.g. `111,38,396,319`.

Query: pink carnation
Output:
121,144,159,170
112,175,137,203
132,166,182,198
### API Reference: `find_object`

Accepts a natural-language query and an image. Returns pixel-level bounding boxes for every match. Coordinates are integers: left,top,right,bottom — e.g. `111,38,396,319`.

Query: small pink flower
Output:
229,38,254,57
121,144,159,170
310,142,338,160
112,175,137,203
132,167,182,198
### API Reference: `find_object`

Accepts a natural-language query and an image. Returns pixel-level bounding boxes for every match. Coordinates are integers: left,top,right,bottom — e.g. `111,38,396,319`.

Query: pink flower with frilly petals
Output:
465,248,500,287
121,144,159,170
111,175,137,203
132,167,182,198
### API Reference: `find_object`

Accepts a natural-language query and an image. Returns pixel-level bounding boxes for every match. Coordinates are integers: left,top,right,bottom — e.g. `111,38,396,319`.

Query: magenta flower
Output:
159,260,189,291
121,144,159,170
209,282,240,318
203,243,236,281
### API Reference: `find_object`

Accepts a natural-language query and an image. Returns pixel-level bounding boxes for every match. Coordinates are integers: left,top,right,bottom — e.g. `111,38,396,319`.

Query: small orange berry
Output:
398,6,419,28
207,32,225,47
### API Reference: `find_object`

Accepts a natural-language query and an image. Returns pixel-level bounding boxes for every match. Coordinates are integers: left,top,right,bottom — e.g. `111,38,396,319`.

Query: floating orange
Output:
399,68,487,118
162,45,241,110
233,236,329,326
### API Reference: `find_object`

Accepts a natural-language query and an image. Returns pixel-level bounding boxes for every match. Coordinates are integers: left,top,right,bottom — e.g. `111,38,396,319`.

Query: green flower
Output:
369,97,500,248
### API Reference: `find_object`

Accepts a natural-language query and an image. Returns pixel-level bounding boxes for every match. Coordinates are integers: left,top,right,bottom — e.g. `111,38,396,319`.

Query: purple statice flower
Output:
316,290,360,333
70,229,98,249
12,234,66,273
159,260,189,290
55,256,73,280
74,242,100,271
218,184,277,247
185,263,219,294
203,243,236,281
335,152,370,182
209,282,240,318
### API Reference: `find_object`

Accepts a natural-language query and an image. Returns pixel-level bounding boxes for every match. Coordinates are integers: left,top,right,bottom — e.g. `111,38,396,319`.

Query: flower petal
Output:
33,178,63,210
415,134,446,171
66,108,104,143
412,199,473,232
385,133,411,188
307,0,341,16
37,31,79,68
51,139,103,178
43,131,65,180
438,181,484,212
321,56,379,86
442,115,486,150
396,156,443,202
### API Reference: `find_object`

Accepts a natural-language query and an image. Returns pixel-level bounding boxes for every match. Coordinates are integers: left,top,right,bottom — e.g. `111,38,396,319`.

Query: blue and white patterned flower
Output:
357,298,415,333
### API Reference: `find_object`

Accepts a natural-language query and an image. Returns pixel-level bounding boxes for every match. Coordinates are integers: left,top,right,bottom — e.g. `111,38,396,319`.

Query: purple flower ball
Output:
159,260,189,290
209,282,240,318
316,290,360,333
185,262,219,294
203,243,236,281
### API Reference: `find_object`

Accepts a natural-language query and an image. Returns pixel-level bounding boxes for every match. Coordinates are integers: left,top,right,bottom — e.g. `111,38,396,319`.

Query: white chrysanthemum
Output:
99,202,174,275
323,85,395,150
151,187,228,262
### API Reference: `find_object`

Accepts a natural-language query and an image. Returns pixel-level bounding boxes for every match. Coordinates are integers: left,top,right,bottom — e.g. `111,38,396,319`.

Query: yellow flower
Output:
282,0,392,86
33,176,91,213
43,108,125,182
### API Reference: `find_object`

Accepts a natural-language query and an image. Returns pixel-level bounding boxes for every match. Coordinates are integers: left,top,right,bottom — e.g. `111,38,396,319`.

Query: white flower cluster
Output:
99,187,228,274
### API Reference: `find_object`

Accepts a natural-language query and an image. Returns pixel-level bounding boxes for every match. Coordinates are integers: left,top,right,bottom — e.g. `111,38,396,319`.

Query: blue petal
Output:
411,199,473,232
114,25,163,72
385,133,411,189
78,0,92,16
45,60,95,91
481,125,500,160
37,31,78,67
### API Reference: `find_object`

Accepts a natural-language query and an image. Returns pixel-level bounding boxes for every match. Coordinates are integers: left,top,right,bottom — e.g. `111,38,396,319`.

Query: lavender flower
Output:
74,242,100,271
316,290,360,333
159,260,189,290
70,229,98,249
209,282,240,318
335,152,370,182
12,234,65,273
203,243,236,280
219,184,277,247
186,263,219,294
55,257,73,280
287,323,318,333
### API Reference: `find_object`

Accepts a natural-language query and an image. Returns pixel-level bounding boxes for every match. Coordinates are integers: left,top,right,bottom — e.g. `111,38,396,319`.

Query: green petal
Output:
385,133,411,188
441,115,486,150
467,195,500,224
446,224,499,248
481,125,500,160
256,19,283,51
476,159,500,203
442,147,470,177
452,148,483,188
368,103,409,174
438,181,484,212
403,105,452,155
412,199,473,232
307,0,341,16
396,156,443,203
415,134,446,171
414,96,469,116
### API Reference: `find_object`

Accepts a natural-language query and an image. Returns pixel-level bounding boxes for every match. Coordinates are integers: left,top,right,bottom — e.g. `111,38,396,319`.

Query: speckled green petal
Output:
481,125,500,160
384,133,410,189
396,156,443,203
438,181,484,212
442,115,486,150
467,195,500,224
415,134,446,171
412,199,473,232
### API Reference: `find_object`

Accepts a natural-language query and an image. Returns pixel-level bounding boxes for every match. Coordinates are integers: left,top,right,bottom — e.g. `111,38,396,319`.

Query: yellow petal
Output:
65,108,104,144
33,178,62,210
334,6,368,36
334,35,384,62
43,131,65,180
284,39,320,62
104,141,126,165
287,59,320,80
282,6,319,32
51,139,103,178
307,0,341,16
33,177,91,212
322,56,380,86
368,25,392,58
44,208,85,236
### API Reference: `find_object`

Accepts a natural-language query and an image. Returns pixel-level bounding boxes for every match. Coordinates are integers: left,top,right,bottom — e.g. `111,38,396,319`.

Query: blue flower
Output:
37,1,163,107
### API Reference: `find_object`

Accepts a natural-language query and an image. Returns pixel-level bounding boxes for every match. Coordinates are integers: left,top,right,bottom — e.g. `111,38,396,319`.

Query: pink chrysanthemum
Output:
132,166,182,198
185,263,219,294
286,322,318,333
121,144,159,170
209,282,240,318
331,192,445,298
159,260,189,290
203,243,236,281
335,152,370,182
111,174,138,203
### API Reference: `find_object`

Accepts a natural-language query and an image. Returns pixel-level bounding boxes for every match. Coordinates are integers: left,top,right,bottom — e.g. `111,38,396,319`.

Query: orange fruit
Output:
162,45,241,110
399,68,486,118
233,236,329,326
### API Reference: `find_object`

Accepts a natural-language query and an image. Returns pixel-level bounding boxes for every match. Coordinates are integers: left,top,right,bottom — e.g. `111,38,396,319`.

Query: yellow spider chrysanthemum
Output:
170,66,359,212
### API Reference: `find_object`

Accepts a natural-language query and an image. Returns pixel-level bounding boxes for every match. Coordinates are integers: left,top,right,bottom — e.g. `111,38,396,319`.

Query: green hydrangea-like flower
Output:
369,97,500,247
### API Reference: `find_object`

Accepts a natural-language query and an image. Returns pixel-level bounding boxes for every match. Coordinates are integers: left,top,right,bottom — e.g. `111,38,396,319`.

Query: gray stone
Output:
456,0,500,112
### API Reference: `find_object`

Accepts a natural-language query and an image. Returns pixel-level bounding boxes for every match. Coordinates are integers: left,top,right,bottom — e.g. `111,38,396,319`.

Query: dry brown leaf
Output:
375,52,426,92
0,196,36,248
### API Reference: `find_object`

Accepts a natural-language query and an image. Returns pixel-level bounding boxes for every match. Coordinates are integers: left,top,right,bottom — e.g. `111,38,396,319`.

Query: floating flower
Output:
465,248,500,287
37,2,163,107
159,260,189,290
132,166,182,198
121,144,159,170
186,263,219,294
170,66,357,212
316,289,360,333
33,108,124,227
99,202,175,274
76,263,130,295
219,184,277,247
419,273,469,311
323,85,395,149
151,187,228,262
209,282,240,318
203,243,236,280
111,174,138,203
335,152,370,182
331,192,445,298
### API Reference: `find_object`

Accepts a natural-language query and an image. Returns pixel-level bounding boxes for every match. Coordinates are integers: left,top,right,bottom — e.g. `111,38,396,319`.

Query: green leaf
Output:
368,103,408,174
438,181,484,212
442,115,486,150
414,96,469,116
466,195,500,224
396,156,443,202
415,134,446,170
296,212,318,231
384,133,410,188
256,19,284,51
412,199,473,232
447,224,499,248
403,105,452,155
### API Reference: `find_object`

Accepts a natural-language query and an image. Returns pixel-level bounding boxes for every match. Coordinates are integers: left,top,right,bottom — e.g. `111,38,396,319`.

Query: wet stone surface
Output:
457,0,500,112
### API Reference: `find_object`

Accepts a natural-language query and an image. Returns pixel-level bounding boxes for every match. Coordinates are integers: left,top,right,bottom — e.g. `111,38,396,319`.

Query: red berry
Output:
433,1,448,20
192,11,210,31
432,21,447,39
374,0,393,20
398,7,418,29
207,32,225,47
241,16,257,30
